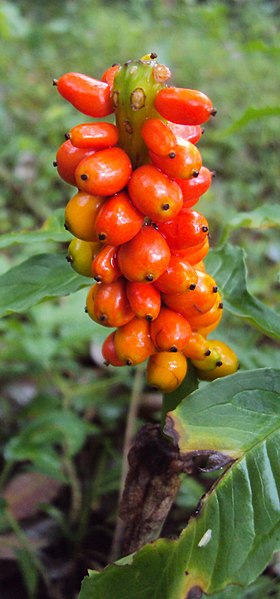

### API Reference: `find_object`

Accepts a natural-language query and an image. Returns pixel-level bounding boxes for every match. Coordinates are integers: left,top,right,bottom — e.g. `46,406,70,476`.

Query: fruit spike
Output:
53,54,239,391
112,56,166,168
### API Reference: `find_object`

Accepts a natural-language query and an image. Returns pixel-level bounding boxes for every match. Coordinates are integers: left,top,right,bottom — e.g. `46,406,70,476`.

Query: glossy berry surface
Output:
91,245,121,283
114,317,155,366
126,282,161,321
68,122,119,150
149,140,202,180
157,208,209,251
150,307,192,352
64,191,103,241
128,164,183,222
94,191,143,245
154,254,198,294
54,54,238,390
55,140,96,186
155,87,214,125
146,351,187,393
75,147,132,196
117,226,171,283
55,72,114,117
67,238,101,277
141,118,176,156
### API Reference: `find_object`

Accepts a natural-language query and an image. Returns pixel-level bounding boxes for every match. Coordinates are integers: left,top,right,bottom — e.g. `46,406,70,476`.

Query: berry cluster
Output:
53,54,238,393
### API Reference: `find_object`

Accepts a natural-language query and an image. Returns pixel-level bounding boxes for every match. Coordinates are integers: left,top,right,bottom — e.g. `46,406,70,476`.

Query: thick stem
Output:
113,59,164,169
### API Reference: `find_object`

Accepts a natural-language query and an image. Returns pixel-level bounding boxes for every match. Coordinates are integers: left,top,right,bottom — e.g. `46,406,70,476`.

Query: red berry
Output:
102,331,125,366
114,317,155,366
101,64,121,89
126,281,161,321
157,208,209,251
150,307,192,352
94,191,143,245
91,245,121,283
55,140,96,186
175,166,213,208
117,226,171,283
68,122,119,150
55,72,114,117
168,122,204,144
149,140,202,180
162,271,219,318
88,279,134,327
141,118,176,156
75,147,132,196
154,254,198,294
128,164,183,222
154,87,215,125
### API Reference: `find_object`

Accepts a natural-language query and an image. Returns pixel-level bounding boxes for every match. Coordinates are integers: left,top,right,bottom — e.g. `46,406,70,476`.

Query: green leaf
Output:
205,243,280,341
220,105,280,136
16,548,39,599
79,369,280,598
221,204,280,238
207,575,280,598
0,211,70,249
0,253,89,317
4,410,97,461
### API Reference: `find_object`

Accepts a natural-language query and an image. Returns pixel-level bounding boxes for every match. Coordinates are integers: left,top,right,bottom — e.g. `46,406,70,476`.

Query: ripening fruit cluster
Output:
53,53,239,393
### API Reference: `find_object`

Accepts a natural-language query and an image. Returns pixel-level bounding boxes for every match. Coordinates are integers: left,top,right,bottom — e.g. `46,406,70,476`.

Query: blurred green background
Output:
0,1,279,597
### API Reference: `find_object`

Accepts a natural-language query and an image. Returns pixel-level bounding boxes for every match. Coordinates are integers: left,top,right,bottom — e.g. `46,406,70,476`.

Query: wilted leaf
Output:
2,472,62,521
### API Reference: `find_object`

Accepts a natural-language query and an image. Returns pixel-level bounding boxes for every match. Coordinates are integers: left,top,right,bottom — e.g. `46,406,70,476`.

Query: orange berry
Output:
141,118,176,156
187,292,223,330
149,140,202,180
154,255,198,294
146,352,187,393
114,317,155,366
183,332,211,361
75,147,132,196
128,164,183,222
64,191,103,241
68,122,119,150
94,191,143,245
126,281,161,321
87,279,134,327
117,226,171,283
102,331,125,367
150,307,192,352
91,245,121,284
162,271,219,318
55,140,96,186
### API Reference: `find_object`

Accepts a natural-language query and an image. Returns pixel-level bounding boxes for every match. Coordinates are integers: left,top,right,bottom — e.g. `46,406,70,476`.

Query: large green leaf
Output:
205,243,280,341
0,253,89,317
79,369,280,598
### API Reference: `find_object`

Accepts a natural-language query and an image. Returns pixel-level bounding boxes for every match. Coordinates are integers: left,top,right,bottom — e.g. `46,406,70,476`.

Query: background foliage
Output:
0,1,279,597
